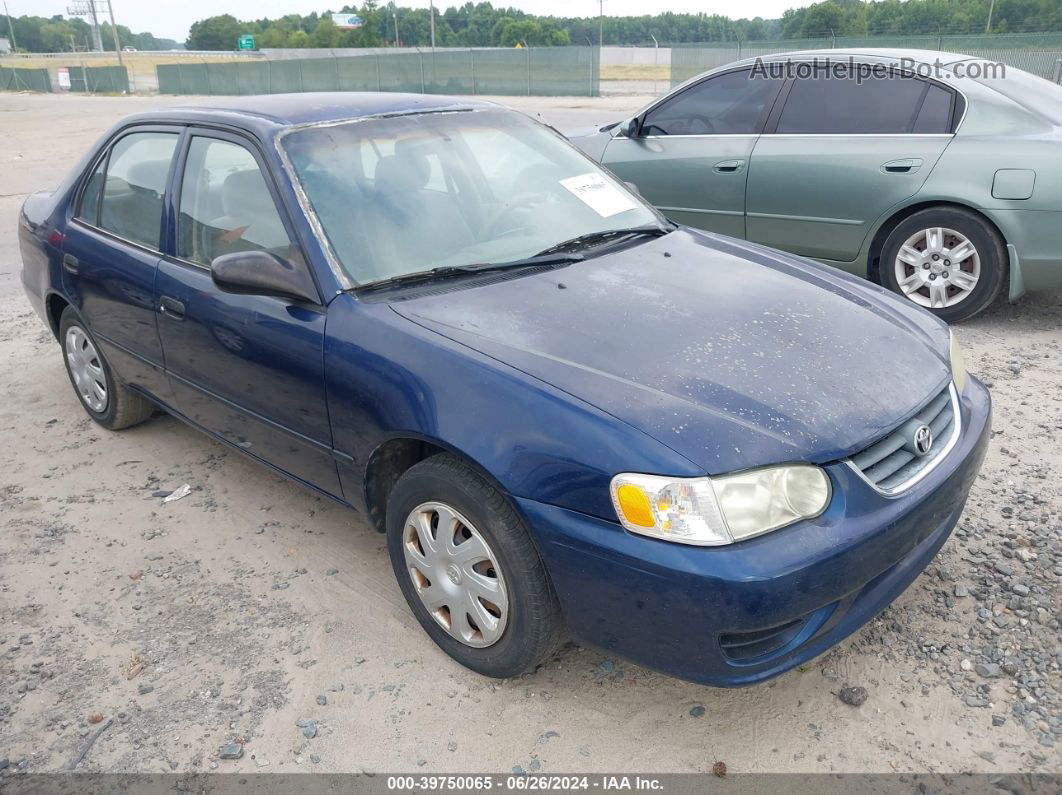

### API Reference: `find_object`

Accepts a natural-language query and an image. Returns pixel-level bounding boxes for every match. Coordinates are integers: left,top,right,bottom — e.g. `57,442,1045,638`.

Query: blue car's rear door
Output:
155,128,341,497
62,125,180,400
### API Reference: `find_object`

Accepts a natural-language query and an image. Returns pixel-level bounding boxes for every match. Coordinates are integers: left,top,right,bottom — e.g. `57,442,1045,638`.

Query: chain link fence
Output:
0,65,51,92
4,35,1061,96
67,65,129,93
156,47,600,97
670,32,1062,86
0,51,260,93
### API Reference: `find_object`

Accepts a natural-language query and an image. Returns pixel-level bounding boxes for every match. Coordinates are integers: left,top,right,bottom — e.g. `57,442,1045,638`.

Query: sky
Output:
14,1,806,43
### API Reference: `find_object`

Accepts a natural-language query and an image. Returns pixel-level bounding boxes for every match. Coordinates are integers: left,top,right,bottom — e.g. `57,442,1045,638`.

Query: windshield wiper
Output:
354,251,584,293
534,223,673,257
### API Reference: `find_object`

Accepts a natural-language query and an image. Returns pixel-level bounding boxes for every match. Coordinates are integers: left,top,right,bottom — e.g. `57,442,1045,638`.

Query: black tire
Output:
59,307,155,430
879,207,1006,323
386,453,563,678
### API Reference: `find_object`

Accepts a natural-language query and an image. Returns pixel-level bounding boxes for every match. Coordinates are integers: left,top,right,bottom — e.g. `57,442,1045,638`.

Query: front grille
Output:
849,383,958,494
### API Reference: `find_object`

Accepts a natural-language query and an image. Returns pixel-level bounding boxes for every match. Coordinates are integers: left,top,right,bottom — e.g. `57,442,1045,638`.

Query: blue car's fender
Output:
323,294,703,525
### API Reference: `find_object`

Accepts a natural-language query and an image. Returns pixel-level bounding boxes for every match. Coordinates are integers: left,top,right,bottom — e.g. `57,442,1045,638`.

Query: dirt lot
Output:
0,92,1060,776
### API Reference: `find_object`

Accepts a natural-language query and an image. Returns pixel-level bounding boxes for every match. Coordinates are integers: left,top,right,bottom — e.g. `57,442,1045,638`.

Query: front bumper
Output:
520,376,991,686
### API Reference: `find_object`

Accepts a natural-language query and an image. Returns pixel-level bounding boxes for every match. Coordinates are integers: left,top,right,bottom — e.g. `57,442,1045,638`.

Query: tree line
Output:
5,0,1062,54
184,0,1062,50
184,3,571,50
2,14,179,53
779,0,1062,39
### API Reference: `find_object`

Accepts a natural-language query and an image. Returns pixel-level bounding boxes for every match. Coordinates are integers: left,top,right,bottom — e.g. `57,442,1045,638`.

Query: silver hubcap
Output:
402,501,508,648
894,227,980,309
65,326,108,413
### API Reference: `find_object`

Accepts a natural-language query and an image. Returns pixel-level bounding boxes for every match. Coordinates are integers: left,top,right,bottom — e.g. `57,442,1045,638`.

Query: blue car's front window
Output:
280,109,660,286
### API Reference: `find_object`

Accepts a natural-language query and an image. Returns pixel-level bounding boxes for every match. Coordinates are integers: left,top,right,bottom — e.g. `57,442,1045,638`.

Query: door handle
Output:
713,159,746,174
881,158,923,174
62,254,79,274
159,296,185,321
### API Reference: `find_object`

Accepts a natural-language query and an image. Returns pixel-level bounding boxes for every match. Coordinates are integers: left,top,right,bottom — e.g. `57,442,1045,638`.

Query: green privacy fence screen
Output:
670,32,1062,85
157,47,599,97
67,65,130,93
0,66,51,92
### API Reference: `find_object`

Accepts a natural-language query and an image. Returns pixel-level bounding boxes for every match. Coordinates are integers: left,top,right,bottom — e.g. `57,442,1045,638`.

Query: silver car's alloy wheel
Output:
894,227,981,309
65,325,108,413
402,501,509,648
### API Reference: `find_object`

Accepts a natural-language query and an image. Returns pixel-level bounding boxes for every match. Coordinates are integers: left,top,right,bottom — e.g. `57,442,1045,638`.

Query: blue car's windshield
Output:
280,109,660,285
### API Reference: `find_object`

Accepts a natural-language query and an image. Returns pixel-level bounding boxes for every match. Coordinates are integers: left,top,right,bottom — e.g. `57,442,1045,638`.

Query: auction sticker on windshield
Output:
560,173,638,218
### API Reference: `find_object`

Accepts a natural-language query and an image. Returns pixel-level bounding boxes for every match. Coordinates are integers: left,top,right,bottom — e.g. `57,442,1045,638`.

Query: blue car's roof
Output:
125,92,499,133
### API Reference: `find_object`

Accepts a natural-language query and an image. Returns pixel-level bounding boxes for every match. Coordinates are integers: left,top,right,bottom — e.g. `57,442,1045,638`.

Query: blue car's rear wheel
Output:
59,308,155,430
386,453,563,678
880,207,1006,323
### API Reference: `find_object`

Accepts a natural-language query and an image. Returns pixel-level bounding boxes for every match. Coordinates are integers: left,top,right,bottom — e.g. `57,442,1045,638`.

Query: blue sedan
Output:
18,93,990,685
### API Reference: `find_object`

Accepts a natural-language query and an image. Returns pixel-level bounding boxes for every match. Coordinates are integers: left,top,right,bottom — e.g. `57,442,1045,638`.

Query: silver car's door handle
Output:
713,159,746,174
881,158,924,174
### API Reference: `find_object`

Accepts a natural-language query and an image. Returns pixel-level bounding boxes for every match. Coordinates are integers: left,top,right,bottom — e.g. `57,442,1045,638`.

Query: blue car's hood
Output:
393,229,951,474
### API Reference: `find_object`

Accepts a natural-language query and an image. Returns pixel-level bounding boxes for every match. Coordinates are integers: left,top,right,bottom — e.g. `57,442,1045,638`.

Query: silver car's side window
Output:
177,137,294,268
641,69,781,136
775,69,954,135
911,83,955,133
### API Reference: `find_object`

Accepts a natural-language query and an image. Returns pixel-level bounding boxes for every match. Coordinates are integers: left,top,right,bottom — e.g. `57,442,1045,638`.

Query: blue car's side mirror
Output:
211,250,319,305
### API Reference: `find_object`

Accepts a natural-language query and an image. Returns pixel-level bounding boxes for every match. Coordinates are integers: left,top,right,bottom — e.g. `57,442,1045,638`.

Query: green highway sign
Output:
237,34,255,50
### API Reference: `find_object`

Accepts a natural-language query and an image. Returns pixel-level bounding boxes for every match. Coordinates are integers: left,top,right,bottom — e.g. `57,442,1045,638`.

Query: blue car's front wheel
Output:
386,453,563,678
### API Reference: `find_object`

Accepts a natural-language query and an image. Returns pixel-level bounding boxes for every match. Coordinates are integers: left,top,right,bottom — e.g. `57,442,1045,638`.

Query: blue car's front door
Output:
155,129,341,497
62,126,180,400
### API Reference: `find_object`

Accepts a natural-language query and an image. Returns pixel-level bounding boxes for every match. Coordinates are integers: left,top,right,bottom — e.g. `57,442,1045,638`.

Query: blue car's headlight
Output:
610,465,831,546
949,330,967,393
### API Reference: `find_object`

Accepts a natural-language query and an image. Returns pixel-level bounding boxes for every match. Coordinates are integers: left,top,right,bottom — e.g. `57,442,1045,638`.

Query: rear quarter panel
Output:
18,124,118,333
18,191,63,331
857,120,1062,292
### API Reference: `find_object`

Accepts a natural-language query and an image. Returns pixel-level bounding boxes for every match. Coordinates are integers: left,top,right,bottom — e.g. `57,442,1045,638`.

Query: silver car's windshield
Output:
281,109,660,285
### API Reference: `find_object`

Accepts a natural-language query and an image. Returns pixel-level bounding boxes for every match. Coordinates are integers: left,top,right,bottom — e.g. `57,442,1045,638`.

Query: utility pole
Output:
393,9,399,47
650,32,658,94
106,0,122,69
67,1,103,51
598,0,603,47
985,0,996,33
4,1,17,51
429,0,435,50
88,0,102,51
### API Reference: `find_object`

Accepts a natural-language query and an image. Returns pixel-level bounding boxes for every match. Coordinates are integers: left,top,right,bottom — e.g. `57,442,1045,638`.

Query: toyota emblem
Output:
913,424,933,456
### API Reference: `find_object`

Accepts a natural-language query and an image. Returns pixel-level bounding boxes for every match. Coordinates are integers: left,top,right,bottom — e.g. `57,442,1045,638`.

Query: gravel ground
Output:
0,92,1059,776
